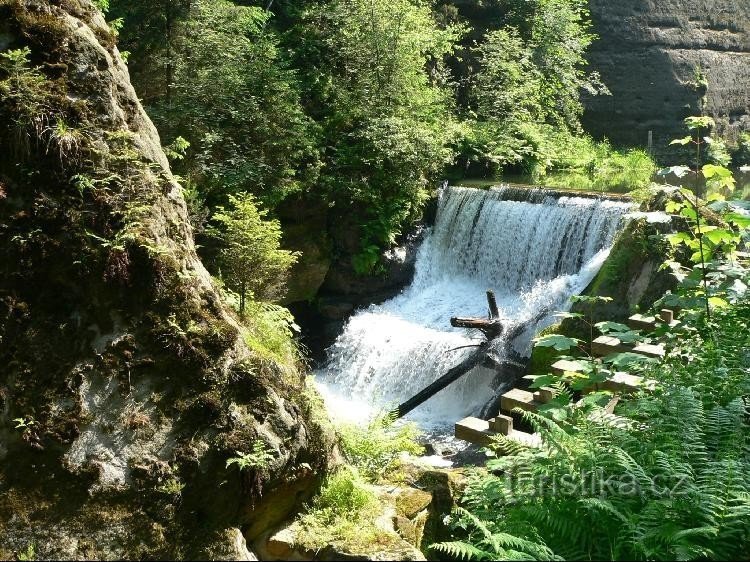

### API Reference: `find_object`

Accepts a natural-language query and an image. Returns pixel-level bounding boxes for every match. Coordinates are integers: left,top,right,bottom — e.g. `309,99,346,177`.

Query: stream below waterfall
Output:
316,186,633,438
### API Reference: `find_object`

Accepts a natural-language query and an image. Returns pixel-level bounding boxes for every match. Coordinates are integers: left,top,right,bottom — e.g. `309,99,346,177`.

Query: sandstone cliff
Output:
584,0,750,155
0,1,333,558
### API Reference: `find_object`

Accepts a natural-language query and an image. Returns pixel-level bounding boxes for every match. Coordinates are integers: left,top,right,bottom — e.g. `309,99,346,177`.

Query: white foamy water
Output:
316,186,632,429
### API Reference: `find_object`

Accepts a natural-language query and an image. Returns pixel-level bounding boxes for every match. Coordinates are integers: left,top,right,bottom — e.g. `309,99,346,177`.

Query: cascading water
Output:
316,186,632,431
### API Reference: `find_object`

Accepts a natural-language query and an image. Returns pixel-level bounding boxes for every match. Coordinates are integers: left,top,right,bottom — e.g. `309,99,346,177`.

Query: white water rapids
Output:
316,186,632,431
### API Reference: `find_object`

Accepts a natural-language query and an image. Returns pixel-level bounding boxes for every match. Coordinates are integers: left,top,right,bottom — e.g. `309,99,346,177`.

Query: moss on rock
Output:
0,1,334,558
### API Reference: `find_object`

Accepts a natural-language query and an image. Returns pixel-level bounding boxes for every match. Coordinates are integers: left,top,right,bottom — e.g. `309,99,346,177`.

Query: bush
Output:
338,414,424,481
209,193,299,313
295,467,402,552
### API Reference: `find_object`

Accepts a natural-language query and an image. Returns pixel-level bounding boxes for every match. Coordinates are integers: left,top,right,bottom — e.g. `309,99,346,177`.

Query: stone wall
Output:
583,0,750,155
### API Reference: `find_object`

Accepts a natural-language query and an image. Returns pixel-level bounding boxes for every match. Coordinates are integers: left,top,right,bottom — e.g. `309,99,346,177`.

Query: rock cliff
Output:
0,1,333,558
583,0,750,155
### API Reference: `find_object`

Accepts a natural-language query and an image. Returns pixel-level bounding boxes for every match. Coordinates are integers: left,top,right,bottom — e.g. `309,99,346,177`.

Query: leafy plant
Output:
225,440,275,472
337,412,424,480
17,544,35,561
660,116,746,322
13,416,36,430
209,192,299,314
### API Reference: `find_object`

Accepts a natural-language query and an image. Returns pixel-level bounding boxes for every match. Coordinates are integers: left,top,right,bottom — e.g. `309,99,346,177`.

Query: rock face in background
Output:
0,1,332,559
583,0,750,155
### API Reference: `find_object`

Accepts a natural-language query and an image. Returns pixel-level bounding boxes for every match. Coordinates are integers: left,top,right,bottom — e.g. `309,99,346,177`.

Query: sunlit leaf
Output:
595,321,631,334
670,137,692,146
534,334,580,351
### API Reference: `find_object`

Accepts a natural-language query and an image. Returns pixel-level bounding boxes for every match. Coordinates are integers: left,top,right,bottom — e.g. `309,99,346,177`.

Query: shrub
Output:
209,192,299,314
295,467,402,552
337,413,424,481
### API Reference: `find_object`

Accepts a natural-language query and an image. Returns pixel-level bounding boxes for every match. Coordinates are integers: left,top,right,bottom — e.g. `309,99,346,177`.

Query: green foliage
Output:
457,0,613,181
111,0,319,211
209,193,299,313
337,413,424,480
0,47,52,151
658,117,746,322
240,300,300,367
156,477,185,495
92,0,110,13
17,544,35,561
437,298,750,560
435,125,750,557
225,440,275,472
295,467,401,552
291,0,460,269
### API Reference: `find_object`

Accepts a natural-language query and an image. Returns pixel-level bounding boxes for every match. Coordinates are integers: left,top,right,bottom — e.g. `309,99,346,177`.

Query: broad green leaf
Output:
604,352,658,368
667,232,691,246
680,206,698,220
554,311,584,319
704,228,735,245
708,296,729,308
534,334,580,351
665,200,684,214
685,115,715,129
595,321,631,334
693,225,718,234
702,164,732,179
528,374,558,389
670,136,692,146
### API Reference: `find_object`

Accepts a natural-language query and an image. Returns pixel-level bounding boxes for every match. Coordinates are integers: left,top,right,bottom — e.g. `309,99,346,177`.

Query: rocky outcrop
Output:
0,1,333,559
584,0,750,155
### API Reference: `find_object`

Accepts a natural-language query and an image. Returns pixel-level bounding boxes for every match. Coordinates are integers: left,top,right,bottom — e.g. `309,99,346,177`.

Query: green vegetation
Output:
295,415,425,553
295,467,401,552
433,124,750,561
225,440,275,472
209,192,298,315
110,0,628,274
338,413,424,480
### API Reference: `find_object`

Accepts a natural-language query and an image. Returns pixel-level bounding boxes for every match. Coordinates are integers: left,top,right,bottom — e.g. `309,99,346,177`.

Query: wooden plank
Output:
489,414,513,435
533,387,555,403
591,335,631,356
632,342,665,358
551,359,585,375
455,416,543,450
628,313,657,331
501,388,543,414
455,417,494,446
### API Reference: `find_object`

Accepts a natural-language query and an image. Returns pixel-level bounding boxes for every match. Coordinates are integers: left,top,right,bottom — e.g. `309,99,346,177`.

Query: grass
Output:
454,130,657,195
541,134,656,193
337,413,424,481
295,467,403,553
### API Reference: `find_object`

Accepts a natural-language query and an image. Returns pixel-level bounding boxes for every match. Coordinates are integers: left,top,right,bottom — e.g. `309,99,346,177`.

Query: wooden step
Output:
628,311,679,332
628,313,657,331
591,336,664,358
533,387,555,404
455,417,542,449
500,388,543,414
454,417,495,446
489,414,513,435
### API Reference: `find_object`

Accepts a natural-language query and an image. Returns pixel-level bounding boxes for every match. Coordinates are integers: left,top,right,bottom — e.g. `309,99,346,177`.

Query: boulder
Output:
0,1,333,558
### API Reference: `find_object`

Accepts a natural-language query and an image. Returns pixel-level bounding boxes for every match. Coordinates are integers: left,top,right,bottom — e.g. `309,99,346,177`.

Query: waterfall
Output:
316,186,632,429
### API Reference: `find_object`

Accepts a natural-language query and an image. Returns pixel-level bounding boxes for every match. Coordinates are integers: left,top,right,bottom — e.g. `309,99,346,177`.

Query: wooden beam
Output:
392,344,489,418
486,290,500,319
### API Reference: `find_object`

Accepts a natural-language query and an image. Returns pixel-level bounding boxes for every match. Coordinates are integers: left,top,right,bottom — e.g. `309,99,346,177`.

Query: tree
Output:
111,0,320,213
290,0,462,271
210,193,299,315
